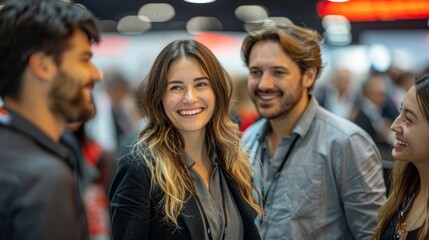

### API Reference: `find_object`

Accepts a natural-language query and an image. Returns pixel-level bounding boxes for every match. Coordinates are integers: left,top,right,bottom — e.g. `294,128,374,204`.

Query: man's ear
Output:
303,67,317,88
27,52,57,82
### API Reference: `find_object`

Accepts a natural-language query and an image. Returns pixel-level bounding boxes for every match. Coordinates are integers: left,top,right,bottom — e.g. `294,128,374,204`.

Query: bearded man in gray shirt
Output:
240,20,386,240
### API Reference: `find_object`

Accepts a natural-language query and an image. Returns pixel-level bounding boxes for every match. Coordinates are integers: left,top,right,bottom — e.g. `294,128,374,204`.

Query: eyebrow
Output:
167,77,209,84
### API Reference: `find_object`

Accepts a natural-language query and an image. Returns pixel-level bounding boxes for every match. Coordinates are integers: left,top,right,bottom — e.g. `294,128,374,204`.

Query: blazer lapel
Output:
226,178,261,240
181,194,205,240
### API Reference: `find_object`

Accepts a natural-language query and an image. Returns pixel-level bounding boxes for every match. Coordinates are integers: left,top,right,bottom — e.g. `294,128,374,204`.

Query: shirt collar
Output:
183,149,219,170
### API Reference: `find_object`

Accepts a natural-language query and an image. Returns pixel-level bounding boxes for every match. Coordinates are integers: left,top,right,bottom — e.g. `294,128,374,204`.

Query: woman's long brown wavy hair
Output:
373,72,429,240
132,39,263,228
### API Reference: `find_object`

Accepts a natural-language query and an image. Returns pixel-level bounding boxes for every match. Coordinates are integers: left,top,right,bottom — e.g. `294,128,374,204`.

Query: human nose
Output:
91,63,102,83
182,87,197,104
258,72,274,90
390,115,401,133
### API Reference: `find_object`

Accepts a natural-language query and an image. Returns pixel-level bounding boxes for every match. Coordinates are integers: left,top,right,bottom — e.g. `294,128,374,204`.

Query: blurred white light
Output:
138,3,175,22
322,15,350,30
235,5,268,23
324,29,352,46
74,3,87,9
269,17,293,26
184,0,215,3
0,5,4,10
117,15,151,34
186,16,222,34
368,44,392,72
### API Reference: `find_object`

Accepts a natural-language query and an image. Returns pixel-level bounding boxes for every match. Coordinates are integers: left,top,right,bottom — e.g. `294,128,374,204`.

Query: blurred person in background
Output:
316,67,357,119
109,39,263,240
104,70,141,148
390,71,415,110
373,72,429,240
240,20,386,240
231,74,260,132
0,0,101,239
350,72,395,161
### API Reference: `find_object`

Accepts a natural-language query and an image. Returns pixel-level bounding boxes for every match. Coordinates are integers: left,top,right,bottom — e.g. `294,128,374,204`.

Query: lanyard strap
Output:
261,134,299,209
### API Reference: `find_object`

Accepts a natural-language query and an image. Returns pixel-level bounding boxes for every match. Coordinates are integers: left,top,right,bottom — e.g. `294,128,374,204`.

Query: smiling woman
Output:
109,39,263,240
373,71,429,240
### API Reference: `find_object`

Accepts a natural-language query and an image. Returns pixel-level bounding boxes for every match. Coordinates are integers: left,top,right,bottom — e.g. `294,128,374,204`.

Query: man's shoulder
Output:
315,107,367,136
0,126,73,179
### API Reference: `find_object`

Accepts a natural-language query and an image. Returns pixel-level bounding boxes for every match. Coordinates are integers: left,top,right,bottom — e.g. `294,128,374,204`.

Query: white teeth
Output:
179,108,202,116
260,95,276,100
396,140,407,146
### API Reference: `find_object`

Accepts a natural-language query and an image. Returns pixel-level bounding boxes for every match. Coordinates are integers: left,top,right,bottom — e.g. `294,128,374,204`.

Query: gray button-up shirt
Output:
184,153,244,240
241,96,386,240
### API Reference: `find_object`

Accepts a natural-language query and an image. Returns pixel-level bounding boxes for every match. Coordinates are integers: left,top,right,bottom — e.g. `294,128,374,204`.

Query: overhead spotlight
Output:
269,17,293,26
235,5,268,23
138,3,175,22
186,16,222,34
117,15,151,34
184,0,215,3
322,15,350,30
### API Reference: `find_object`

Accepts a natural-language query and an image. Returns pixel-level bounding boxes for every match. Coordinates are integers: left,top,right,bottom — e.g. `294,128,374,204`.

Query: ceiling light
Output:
269,17,293,26
235,5,268,23
184,0,216,3
186,16,222,34
138,3,175,22
117,15,151,34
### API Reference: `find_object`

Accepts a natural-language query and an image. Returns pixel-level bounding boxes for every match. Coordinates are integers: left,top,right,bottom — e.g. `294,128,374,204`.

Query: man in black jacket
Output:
0,0,102,239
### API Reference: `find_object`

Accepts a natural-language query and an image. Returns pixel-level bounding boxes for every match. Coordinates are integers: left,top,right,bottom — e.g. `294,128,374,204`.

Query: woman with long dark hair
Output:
373,72,429,240
110,39,263,240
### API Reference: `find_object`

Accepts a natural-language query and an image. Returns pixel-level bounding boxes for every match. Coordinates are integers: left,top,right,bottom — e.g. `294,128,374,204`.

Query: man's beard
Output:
254,76,304,120
48,70,95,123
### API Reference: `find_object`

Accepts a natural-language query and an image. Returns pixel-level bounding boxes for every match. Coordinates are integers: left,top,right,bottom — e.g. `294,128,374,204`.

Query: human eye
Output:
273,70,286,77
169,85,183,91
196,81,208,88
249,69,262,77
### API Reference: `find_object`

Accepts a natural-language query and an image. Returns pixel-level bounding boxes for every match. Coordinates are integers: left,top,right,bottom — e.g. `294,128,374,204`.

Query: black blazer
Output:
109,154,261,240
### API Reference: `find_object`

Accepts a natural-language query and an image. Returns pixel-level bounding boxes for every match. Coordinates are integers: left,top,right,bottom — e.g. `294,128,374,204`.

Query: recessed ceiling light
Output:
138,3,175,22
184,0,216,3
117,15,151,34
186,16,222,34
235,5,268,23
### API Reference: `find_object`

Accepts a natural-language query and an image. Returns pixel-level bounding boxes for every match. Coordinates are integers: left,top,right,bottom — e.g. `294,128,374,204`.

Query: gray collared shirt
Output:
184,153,244,240
241,96,386,240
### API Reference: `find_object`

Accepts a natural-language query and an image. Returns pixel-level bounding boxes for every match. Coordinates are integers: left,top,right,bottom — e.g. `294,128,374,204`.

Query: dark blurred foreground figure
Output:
240,20,386,240
109,39,263,240
0,0,102,239
373,72,429,240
